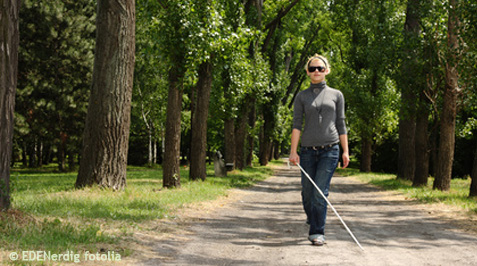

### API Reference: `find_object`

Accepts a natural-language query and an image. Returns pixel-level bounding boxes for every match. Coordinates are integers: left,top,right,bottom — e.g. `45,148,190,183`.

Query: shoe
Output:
308,234,325,246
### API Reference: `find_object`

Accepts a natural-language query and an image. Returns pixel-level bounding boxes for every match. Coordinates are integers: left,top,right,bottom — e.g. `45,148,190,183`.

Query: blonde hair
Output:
305,54,330,71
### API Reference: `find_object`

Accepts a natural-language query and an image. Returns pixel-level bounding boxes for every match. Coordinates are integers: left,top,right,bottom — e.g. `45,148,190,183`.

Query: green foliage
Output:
15,0,96,169
329,0,402,154
9,0,477,182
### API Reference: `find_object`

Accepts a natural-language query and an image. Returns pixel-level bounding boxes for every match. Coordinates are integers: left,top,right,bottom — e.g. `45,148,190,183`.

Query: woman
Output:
289,54,349,246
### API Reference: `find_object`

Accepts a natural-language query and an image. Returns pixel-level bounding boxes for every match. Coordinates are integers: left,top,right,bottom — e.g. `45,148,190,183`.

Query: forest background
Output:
1,0,477,203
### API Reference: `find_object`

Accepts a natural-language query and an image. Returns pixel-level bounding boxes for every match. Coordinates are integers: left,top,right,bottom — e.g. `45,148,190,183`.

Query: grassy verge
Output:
1,162,274,265
336,168,477,214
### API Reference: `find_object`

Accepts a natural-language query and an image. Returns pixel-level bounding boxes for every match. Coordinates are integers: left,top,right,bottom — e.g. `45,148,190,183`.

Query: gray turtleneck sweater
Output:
292,82,347,147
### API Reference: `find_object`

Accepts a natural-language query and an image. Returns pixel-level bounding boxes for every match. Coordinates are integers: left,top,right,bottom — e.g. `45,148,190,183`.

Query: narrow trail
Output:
136,164,477,266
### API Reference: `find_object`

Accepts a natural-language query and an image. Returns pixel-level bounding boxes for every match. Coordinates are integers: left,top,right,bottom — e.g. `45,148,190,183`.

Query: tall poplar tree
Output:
0,0,20,210
189,0,214,181
76,0,135,190
397,0,421,181
433,0,462,191
158,0,190,188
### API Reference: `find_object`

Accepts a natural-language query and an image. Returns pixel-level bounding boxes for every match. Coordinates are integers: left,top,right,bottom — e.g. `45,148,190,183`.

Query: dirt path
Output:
133,164,477,266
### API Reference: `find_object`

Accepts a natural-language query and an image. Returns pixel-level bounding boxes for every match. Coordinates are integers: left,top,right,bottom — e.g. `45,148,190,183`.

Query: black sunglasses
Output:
308,66,326,73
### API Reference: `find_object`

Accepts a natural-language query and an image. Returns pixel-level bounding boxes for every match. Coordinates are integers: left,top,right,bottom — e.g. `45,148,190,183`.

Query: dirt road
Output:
134,164,477,266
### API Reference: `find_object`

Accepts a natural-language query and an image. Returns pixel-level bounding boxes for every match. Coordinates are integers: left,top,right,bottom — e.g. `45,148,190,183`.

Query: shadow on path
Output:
141,165,477,266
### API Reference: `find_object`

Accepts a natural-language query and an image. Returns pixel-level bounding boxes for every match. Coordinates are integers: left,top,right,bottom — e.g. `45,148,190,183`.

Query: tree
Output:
412,2,440,186
471,142,477,197
461,0,477,196
16,0,95,171
234,0,264,170
75,0,135,190
155,0,193,188
0,0,20,210
189,0,216,181
433,0,462,191
190,59,213,181
397,0,421,181
330,0,401,172
132,2,169,166
208,3,254,171
258,0,302,166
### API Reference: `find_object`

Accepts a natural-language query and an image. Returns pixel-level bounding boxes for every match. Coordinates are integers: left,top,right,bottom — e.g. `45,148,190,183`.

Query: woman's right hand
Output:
289,152,300,166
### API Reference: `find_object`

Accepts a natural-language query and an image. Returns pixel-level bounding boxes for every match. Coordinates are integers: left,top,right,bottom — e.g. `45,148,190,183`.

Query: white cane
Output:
290,161,365,251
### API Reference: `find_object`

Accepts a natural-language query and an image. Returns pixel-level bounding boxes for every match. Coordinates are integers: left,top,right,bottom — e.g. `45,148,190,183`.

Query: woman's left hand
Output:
342,152,349,168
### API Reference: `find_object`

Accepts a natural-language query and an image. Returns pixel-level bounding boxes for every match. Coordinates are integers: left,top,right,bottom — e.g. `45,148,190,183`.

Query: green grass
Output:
0,215,116,253
1,162,273,264
4,160,475,264
336,168,477,214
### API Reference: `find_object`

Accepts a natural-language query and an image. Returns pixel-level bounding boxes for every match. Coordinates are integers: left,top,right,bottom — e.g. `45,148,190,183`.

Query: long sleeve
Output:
292,93,304,131
336,92,347,135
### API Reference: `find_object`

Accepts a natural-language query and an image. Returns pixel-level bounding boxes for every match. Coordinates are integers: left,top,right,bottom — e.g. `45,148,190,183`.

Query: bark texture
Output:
162,67,184,188
0,0,20,210
76,0,135,190
397,0,421,181
413,91,430,187
433,0,460,191
190,60,213,181
360,136,372,172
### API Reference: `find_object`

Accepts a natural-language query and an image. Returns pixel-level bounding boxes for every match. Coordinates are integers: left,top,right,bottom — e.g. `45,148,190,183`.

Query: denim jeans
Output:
300,144,339,236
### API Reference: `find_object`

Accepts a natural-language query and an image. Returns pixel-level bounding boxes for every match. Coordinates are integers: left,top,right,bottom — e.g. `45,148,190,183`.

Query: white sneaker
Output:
308,234,325,246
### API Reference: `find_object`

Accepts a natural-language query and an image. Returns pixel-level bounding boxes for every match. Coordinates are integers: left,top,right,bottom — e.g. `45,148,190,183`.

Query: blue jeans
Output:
300,145,339,236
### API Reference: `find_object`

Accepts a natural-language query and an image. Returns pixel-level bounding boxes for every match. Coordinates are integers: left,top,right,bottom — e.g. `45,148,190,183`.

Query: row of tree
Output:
1,0,477,211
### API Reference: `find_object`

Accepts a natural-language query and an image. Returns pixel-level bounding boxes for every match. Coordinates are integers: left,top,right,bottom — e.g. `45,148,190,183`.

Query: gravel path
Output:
138,165,477,266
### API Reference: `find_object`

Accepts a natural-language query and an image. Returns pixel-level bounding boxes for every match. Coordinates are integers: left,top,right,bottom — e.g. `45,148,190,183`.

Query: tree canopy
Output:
7,0,477,196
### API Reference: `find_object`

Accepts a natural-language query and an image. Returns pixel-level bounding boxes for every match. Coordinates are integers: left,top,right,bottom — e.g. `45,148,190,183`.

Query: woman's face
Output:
307,59,329,84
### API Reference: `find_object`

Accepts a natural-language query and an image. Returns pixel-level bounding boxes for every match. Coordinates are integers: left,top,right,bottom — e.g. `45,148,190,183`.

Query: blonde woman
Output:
289,54,349,246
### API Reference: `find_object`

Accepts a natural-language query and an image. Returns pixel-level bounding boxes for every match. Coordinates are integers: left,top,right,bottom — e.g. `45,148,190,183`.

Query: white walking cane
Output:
290,161,365,251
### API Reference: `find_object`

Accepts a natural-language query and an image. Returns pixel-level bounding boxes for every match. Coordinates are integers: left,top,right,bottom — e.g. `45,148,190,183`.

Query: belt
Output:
303,142,339,150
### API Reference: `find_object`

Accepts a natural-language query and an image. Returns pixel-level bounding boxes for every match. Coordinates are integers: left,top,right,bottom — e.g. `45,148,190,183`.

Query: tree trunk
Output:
162,67,184,188
222,66,235,170
153,139,157,164
68,151,75,172
190,60,213,181
224,118,235,169
58,133,67,172
259,90,278,166
470,141,477,197
433,89,458,191
258,118,271,166
413,92,430,187
37,141,43,167
235,116,247,170
397,87,417,180
433,0,460,191
360,135,372,172
272,141,278,160
148,127,152,166
397,0,421,181
246,98,256,167
22,143,27,167
235,97,250,170
429,129,438,177
0,0,20,211
76,0,135,190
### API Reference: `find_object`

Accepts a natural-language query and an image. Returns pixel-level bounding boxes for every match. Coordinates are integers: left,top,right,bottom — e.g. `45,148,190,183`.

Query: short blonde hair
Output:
305,54,330,71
